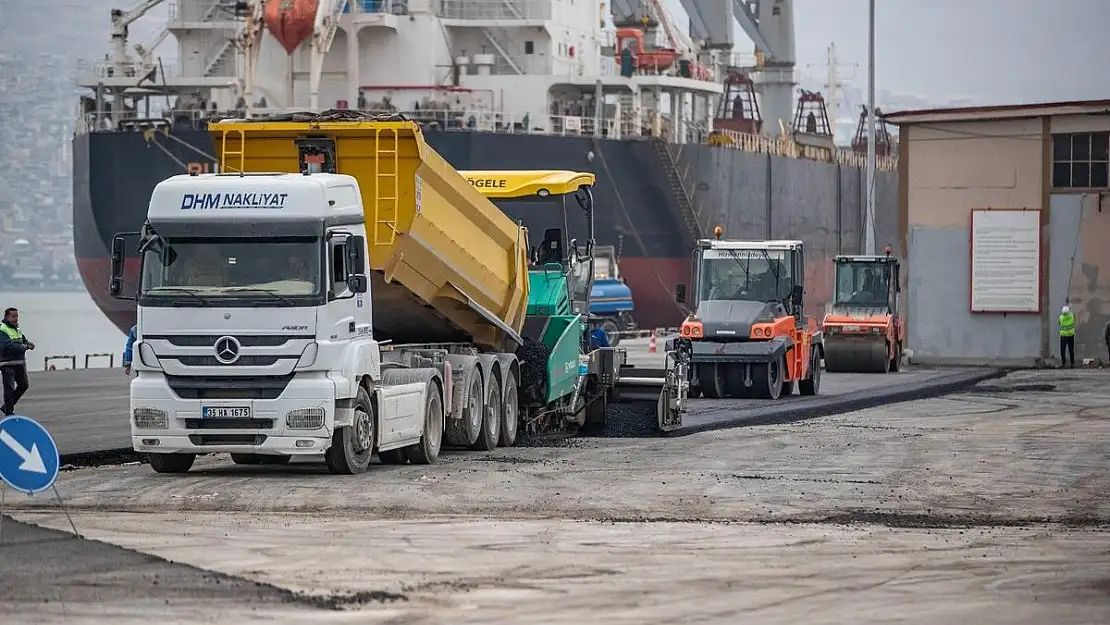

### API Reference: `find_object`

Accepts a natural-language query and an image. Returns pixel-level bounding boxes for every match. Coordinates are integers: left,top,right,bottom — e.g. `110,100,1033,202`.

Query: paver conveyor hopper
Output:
821,249,904,373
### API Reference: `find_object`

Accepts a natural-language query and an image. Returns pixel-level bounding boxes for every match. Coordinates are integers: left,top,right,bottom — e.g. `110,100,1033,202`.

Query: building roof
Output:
883,99,1110,125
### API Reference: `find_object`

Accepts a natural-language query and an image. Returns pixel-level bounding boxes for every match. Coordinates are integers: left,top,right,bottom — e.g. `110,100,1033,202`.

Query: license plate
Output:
843,325,860,332
202,406,251,418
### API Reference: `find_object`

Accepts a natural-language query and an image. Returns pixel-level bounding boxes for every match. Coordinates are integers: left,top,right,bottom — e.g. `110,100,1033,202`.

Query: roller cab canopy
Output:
209,116,530,352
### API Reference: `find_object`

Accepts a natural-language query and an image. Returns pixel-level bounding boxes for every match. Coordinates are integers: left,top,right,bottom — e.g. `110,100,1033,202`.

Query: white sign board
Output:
970,209,1041,313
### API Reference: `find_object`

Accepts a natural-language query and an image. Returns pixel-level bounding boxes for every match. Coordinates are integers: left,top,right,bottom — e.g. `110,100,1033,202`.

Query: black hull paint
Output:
73,128,898,333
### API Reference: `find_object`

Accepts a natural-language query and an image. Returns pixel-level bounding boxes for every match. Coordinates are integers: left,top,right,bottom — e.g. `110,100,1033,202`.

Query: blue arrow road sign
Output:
0,415,60,494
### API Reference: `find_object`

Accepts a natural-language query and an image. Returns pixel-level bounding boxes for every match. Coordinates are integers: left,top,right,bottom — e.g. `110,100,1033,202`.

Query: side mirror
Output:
675,283,687,304
791,284,803,303
110,236,125,280
345,236,366,274
347,273,368,294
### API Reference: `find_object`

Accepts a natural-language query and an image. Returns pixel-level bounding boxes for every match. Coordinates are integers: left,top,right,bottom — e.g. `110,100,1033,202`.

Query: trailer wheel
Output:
147,452,195,474
698,364,727,399
799,349,821,396
472,374,501,451
231,454,291,466
445,368,483,447
752,358,784,400
405,380,444,465
325,387,375,475
499,369,519,447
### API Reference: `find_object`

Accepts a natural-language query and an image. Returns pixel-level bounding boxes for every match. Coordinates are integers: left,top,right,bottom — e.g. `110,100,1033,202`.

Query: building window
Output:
1052,132,1109,189
524,41,534,54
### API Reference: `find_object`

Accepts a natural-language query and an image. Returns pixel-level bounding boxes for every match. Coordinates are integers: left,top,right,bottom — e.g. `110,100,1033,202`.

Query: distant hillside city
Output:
0,0,964,293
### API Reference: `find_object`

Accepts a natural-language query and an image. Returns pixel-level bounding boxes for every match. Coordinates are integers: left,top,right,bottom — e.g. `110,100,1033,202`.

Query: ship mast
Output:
864,0,877,255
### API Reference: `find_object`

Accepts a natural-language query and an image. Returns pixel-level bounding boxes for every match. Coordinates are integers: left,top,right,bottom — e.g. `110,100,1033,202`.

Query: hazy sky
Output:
667,0,1110,104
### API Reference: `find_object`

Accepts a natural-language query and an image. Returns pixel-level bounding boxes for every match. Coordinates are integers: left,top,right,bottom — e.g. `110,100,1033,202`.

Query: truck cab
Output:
675,231,822,400
110,172,440,475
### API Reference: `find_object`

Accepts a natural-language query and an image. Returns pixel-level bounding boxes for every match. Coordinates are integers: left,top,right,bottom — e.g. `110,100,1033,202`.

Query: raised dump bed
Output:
210,115,529,351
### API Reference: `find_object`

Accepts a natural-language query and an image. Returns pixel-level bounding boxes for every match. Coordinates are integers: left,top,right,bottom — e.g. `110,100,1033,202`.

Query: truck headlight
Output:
287,407,325,430
296,342,318,368
138,343,162,369
133,408,168,429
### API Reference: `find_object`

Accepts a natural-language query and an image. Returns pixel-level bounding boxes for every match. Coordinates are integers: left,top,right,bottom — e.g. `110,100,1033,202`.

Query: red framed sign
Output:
969,208,1041,314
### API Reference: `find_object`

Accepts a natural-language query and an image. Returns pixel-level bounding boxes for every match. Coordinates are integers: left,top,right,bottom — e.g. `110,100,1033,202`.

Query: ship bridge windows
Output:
139,236,325,305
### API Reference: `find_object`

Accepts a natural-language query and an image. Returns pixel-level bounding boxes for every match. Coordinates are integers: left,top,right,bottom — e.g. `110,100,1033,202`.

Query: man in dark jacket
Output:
1,307,35,416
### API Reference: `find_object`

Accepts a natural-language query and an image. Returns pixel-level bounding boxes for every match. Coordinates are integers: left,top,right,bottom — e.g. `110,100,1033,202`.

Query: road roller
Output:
822,248,904,373
674,229,824,401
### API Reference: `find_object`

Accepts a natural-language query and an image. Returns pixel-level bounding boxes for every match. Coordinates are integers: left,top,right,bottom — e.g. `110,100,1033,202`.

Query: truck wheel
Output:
472,375,501,451
499,369,519,447
324,387,375,475
147,452,195,474
698,364,726,399
752,358,784,400
405,380,444,465
799,349,822,396
231,454,291,465
445,368,483,447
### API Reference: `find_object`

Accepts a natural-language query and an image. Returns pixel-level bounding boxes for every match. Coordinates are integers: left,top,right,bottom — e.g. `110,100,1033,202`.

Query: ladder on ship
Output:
651,137,702,246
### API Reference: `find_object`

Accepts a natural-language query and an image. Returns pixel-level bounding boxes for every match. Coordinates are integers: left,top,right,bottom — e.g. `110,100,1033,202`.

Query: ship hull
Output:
73,128,899,334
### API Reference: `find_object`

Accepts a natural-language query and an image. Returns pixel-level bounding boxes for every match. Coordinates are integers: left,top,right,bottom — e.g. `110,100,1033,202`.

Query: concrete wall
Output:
904,119,1046,365
1050,193,1110,361
674,144,898,319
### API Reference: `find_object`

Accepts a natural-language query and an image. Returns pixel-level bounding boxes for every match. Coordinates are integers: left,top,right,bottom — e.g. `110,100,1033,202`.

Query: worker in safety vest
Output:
1058,304,1076,368
0,307,36,416
123,325,137,376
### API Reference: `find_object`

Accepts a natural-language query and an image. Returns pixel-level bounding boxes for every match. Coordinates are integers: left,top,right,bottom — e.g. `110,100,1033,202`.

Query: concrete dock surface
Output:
3,369,1108,624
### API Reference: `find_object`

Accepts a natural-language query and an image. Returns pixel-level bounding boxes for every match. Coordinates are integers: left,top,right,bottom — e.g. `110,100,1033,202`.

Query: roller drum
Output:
823,339,889,373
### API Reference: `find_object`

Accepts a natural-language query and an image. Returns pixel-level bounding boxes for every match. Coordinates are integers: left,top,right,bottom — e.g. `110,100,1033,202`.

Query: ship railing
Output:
438,0,552,20
344,0,409,16
709,128,898,171
167,0,228,24
77,58,157,83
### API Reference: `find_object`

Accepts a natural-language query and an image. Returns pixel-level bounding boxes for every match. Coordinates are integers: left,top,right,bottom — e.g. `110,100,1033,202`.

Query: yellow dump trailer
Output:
210,119,529,351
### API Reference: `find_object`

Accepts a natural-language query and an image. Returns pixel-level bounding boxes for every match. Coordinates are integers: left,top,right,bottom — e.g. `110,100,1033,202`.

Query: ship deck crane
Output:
110,0,166,67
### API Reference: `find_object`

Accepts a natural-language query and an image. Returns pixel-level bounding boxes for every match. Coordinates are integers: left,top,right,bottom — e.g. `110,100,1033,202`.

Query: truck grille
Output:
183,418,275,430
166,374,294,400
188,434,267,446
174,355,288,367
146,334,313,347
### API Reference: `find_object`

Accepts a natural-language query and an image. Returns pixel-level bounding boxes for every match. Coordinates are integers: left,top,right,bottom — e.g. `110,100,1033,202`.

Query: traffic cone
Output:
648,334,657,353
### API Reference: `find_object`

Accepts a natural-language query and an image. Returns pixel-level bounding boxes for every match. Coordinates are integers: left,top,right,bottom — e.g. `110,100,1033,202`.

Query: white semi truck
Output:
109,117,688,474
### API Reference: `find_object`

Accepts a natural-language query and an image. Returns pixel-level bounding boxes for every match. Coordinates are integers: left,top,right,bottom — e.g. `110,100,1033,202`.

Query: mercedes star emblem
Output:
213,336,241,364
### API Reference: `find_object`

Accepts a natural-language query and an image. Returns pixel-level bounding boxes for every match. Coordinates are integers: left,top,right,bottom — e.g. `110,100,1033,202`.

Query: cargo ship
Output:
73,0,898,333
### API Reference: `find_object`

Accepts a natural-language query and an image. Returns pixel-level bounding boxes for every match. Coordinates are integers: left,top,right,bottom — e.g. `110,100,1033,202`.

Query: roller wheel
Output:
697,363,727,399
325,387,375,475
752,357,784,400
499,369,520,447
472,374,501,451
799,349,821,396
890,342,901,372
879,343,891,374
404,380,444,465
148,453,195,474
231,454,291,465
725,363,751,398
378,448,407,465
